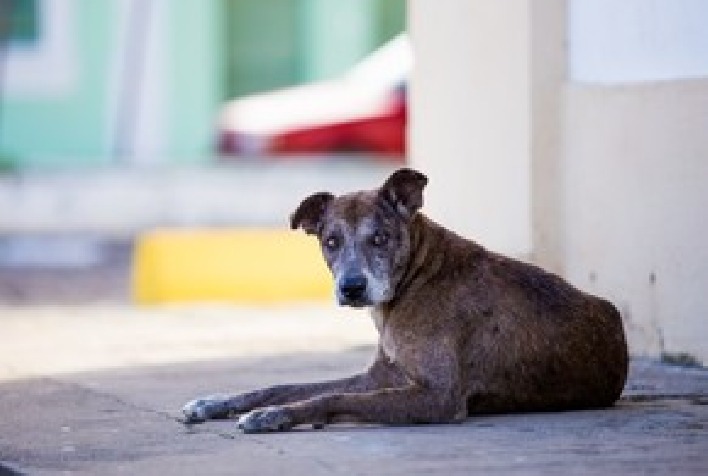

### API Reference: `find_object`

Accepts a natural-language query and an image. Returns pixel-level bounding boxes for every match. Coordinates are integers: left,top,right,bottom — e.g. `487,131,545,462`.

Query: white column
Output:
409,0,532,257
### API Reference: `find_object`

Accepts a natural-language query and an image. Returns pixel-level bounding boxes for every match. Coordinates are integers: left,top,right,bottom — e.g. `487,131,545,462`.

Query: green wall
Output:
222,0,406,97
299,0,375,83
0,0,404,168
0,0,117,167
374,0,406,45
166,0,223,163
224,0,301,98
0,0,223,167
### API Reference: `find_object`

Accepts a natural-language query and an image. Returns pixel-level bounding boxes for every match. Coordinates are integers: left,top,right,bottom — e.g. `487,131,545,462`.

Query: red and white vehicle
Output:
217,35,410,161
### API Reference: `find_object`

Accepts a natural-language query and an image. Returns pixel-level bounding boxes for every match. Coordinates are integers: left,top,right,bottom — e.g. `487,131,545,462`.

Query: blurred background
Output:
0,0,407,167
0,0,707,363
0,0,406,303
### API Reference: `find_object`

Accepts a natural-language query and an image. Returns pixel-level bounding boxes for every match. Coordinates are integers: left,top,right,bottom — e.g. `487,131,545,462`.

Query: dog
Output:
182,168,629,433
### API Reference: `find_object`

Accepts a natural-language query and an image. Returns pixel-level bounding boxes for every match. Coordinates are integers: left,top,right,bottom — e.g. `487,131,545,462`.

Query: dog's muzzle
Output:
337,275,369,307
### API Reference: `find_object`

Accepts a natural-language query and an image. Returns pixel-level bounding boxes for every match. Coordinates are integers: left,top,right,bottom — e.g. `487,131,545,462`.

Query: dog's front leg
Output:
237,383,466,433
182,375,368,424
182,347,405,423
236,345,467,432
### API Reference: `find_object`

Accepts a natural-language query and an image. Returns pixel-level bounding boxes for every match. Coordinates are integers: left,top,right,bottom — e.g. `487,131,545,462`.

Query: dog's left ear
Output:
290,191,335,235
379,168,428,218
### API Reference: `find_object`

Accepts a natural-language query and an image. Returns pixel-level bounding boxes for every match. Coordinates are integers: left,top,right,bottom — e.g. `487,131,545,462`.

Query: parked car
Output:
217,35,410,161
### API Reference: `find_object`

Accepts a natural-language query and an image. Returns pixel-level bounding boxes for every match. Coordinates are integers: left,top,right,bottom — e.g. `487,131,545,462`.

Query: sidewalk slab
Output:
0,306,707,475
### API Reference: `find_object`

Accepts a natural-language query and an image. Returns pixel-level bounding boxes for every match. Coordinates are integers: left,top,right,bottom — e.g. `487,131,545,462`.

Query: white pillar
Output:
409,0,532,257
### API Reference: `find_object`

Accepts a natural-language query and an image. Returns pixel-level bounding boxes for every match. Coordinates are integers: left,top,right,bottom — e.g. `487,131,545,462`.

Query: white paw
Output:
237,406,294,433
182,394,230,423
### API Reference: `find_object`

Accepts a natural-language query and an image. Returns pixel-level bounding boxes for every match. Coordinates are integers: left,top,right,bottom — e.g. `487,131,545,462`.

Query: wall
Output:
409,0,532,258
568,0,708,83
0,0,222,167
166,0,222,163
561,0,708,360
1,0,404,168
300,0,375,82
410,0,708,361
562,80,708,360
223,0,405,96
530,0,566,274
1,0,117,166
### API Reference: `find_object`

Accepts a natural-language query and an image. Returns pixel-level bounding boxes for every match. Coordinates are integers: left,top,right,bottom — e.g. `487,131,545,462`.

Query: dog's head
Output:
291,168,428,307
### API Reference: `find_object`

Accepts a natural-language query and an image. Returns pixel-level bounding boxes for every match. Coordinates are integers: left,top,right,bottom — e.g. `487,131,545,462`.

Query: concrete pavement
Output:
1,305,707,475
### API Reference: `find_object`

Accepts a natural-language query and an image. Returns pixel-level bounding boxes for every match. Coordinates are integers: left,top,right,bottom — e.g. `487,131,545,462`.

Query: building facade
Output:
0,0,404,168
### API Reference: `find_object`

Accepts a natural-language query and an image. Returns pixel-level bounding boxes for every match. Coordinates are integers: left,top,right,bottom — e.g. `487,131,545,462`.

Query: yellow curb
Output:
132,228,332,304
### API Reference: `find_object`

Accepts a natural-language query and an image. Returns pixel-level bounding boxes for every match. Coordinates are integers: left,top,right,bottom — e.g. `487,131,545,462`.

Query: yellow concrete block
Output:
132,228,332,304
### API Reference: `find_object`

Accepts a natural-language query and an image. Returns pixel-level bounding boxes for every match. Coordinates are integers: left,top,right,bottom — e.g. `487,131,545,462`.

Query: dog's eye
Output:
324,235,341,251
371,231,389,247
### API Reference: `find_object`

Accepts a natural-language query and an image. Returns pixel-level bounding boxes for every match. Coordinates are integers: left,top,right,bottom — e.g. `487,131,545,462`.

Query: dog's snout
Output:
339,275,367,301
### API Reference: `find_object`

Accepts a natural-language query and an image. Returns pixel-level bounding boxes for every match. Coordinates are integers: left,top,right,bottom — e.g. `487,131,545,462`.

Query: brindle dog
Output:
182,168,628,433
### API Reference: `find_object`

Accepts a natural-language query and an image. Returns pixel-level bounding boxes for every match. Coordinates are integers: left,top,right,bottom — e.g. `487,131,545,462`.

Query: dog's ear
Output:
290,192,335,235
379,168,428,218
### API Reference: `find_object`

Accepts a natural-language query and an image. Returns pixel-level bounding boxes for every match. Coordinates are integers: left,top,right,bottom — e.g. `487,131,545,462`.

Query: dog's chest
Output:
371,308,401,362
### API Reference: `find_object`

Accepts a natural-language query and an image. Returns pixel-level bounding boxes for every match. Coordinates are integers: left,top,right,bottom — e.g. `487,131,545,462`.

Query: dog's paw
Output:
237,407,294,433
181,395,231,423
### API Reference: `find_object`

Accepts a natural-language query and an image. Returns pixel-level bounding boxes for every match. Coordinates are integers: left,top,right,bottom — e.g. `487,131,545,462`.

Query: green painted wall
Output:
374,0,406,45
300,0,405,82
0,0,404,168
222,0,406,97
299,0,376,82
0,0,223,167
224,0,301,98
0,0,117,167
166,0,223,163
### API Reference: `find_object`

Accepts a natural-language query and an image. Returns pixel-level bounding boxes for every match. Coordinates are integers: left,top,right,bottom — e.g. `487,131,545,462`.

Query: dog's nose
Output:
339,275,367,301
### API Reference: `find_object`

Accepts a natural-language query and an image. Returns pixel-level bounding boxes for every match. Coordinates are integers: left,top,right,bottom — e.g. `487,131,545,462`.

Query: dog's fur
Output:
183,168,629,433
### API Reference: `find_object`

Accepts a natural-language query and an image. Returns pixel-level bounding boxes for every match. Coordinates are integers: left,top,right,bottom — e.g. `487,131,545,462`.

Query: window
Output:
2,0,77,97
1,0,40,44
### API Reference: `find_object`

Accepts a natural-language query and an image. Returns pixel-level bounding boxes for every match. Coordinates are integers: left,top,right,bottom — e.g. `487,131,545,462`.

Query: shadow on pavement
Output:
1,348,707,476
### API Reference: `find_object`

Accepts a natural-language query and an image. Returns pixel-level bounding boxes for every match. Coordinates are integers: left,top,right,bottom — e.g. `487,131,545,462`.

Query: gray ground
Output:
0,306,706,475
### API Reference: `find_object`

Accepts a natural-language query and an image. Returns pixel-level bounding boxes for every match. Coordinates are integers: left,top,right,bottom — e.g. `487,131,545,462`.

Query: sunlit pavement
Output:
0,305,707,475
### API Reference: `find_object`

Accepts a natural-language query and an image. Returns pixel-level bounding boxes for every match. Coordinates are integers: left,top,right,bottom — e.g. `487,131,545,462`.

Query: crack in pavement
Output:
47,376,178,423
48,376,344,472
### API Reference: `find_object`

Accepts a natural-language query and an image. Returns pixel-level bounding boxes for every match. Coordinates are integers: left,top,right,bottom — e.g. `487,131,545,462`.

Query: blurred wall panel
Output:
1,0,114,166
224,0,301,97
223,0,405,98
0,0,405,167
